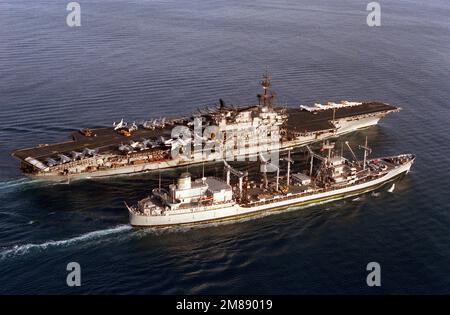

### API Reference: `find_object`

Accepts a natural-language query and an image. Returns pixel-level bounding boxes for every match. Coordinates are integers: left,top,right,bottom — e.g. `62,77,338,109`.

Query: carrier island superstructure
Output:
127,141,415,227
12,74,400,181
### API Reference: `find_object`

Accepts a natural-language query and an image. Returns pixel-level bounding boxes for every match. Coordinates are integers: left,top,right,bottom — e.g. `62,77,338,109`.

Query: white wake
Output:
0,225,132,260
0,178,30,191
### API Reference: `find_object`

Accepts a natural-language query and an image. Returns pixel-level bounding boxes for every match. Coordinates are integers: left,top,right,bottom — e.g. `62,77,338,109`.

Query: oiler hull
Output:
128,157,414,227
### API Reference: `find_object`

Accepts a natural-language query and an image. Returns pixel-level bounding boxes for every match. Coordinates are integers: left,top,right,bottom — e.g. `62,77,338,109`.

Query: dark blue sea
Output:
0,0,449,294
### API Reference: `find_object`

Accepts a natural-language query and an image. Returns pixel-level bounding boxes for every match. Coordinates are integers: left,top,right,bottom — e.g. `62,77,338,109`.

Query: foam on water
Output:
0,178,66,194
0,178,30,191
0,225,132,260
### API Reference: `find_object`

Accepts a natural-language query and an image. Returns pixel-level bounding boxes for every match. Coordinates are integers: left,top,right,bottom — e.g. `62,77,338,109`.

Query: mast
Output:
259,152,279,190
239,176,244,198
322,141,335,160
281,149,293,186
262,163,268,188
276,167,279,191
223,160,247,198
286,150,291,186
202,161,206,183
363,137,368,170
257,71,275,108
306,145,327,178
359,136,371,170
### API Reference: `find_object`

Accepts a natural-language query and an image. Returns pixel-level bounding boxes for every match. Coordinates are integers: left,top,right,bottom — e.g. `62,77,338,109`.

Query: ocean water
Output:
0,0,449,294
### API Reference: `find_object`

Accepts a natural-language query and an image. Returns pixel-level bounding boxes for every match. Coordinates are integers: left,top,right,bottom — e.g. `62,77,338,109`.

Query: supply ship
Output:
127,140,415,227
12,74,400,181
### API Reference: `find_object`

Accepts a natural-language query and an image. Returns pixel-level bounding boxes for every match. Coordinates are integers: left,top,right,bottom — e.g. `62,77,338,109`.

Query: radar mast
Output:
257,71,276,108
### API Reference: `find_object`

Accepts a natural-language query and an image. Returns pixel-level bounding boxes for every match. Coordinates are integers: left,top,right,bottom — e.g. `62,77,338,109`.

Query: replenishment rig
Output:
12,74,399,181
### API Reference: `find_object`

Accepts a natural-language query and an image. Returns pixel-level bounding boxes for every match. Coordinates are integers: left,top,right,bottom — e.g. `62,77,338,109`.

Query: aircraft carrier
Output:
11,74,400,181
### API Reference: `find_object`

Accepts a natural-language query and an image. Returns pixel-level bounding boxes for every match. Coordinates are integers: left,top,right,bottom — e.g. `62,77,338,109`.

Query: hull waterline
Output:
129,157,414,227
